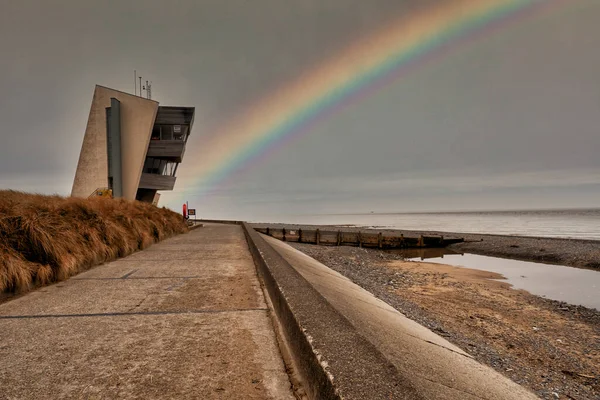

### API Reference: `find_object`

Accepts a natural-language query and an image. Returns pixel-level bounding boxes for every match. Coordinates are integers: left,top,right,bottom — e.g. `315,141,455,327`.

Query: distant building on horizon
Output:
71,85,194,205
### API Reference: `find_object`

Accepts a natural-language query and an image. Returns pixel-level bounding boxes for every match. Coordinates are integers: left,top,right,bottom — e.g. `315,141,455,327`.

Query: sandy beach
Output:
286,240,600,400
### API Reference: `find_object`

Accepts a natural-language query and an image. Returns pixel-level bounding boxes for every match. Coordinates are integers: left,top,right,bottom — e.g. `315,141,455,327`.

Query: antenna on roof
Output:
134,70,137,95
141,80,152,100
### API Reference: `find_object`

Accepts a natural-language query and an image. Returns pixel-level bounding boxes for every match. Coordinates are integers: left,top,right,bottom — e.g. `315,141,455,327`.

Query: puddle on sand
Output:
403,253,600,311
391,247,463,260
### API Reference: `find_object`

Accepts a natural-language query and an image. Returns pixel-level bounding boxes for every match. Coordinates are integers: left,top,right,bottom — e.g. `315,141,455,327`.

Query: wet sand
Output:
289,242,600,400
400,252,600,310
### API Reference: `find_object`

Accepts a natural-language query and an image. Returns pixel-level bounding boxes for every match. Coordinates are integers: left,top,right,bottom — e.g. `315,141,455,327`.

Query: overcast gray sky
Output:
1,0,599,219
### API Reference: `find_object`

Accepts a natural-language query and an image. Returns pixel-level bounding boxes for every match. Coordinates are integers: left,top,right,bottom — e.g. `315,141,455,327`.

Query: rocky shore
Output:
288,242,600,400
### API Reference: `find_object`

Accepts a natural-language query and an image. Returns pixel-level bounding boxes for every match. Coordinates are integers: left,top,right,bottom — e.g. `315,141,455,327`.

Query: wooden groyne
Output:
197,220,464,249
254,227,463,249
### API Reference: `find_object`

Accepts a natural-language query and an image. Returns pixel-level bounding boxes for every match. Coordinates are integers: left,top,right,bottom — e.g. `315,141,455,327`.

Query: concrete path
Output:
264,235,538,400
0,224,293,400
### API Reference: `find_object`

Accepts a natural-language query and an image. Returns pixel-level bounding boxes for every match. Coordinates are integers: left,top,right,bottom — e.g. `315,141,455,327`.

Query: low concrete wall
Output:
242,222,539,399
242,223,424,399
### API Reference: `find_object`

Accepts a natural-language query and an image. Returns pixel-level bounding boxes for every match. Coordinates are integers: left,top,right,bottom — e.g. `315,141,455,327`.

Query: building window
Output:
173,125,183,140
151,126,160,140
161,125,173,140
143,157,179,177
150,124,189,141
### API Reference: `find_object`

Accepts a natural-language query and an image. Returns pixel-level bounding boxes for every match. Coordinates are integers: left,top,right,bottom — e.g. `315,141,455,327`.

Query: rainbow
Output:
174,0,562,201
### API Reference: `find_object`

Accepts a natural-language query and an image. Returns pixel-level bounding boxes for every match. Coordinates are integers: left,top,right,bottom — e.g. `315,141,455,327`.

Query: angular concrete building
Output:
71,85,194,204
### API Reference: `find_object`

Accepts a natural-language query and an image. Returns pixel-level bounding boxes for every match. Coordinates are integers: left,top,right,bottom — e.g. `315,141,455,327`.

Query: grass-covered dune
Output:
0,190,187,294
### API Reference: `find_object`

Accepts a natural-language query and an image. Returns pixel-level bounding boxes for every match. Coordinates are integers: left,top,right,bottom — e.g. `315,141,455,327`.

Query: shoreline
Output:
287,242,600,399
251,223,600,270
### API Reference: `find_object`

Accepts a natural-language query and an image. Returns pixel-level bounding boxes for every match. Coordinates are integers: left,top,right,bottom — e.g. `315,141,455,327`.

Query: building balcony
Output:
147,140,186,162
138,173,176,191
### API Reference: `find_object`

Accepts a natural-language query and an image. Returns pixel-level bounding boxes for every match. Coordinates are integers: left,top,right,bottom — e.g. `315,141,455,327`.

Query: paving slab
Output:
123,249,250,262
0,224,293,399
76,258,246,279
0,276,263,316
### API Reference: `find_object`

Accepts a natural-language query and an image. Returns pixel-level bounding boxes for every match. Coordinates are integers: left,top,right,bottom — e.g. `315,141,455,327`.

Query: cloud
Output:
2,0,599,217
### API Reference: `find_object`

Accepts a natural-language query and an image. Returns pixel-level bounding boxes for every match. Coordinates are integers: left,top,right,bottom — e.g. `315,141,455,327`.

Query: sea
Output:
274,208,600,241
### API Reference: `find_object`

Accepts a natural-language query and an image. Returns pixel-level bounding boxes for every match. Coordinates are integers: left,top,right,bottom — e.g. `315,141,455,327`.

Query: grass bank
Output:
0,190,187,294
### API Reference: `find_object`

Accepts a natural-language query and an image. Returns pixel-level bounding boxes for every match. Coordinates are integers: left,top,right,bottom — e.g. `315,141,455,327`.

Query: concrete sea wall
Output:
241,222,538,399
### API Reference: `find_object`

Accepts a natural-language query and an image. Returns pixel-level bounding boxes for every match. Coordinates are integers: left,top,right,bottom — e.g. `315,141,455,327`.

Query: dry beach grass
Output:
0,190,187,295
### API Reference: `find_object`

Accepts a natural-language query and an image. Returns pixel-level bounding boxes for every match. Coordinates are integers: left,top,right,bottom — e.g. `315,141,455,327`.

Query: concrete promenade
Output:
0,224,293,399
